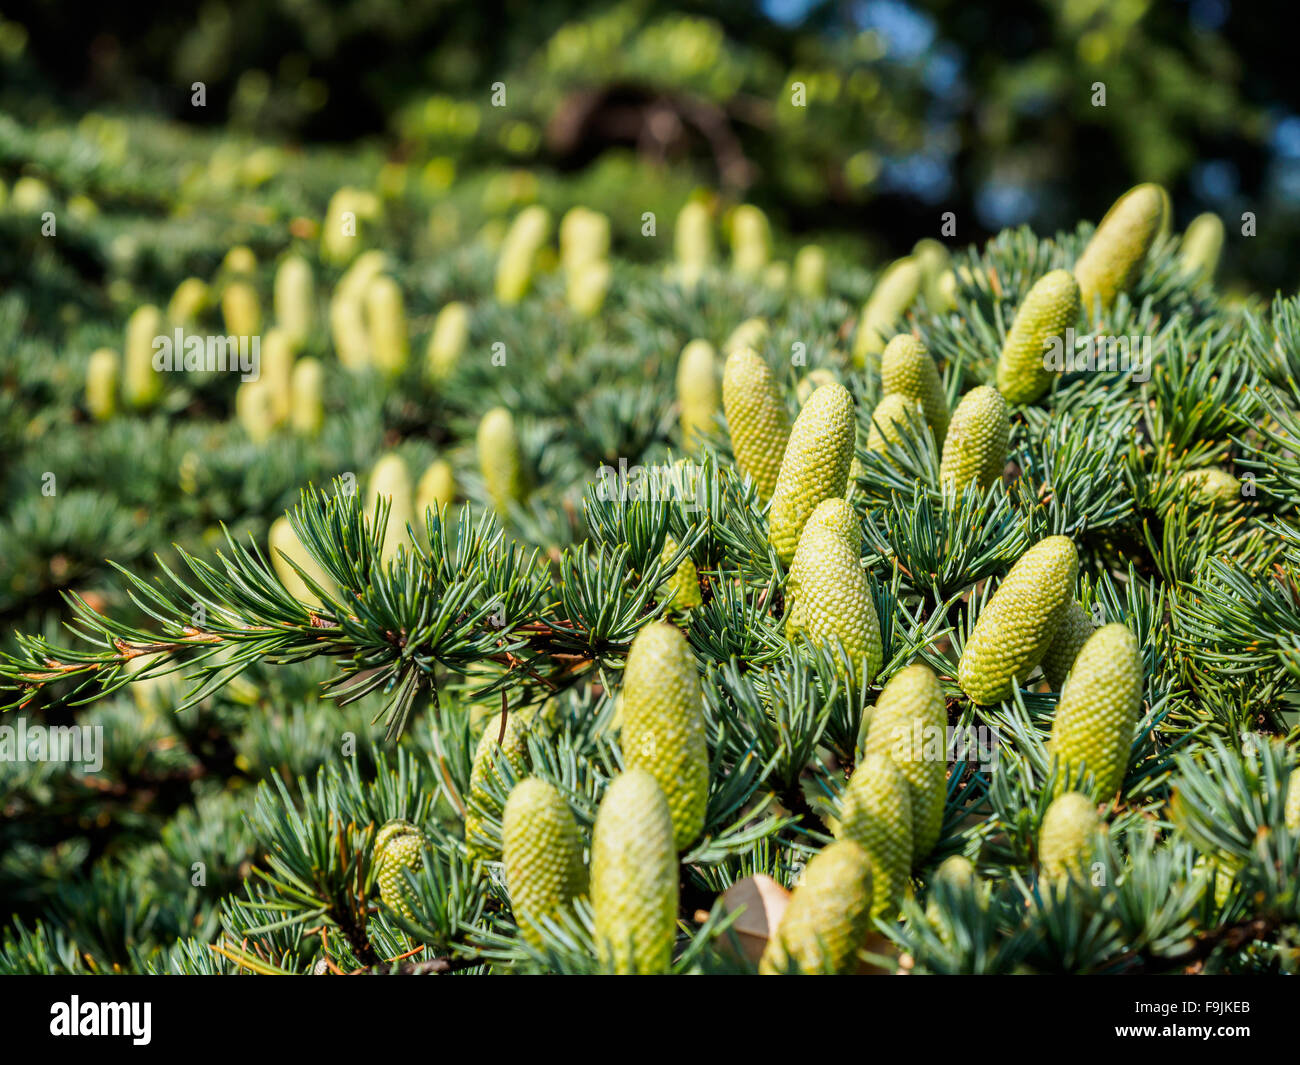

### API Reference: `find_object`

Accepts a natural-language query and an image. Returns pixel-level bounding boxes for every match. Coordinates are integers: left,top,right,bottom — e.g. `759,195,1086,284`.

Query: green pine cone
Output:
852,256,922,368
880,333,949,445
675,201,715,277
722,346,792,501
426,301,470,382
759,840,874,975
730,204,772,277
502,778,587,945
1178,212,1225,283
222,280,261,339
1074,183,1168,315
1038,791,1100,883
658,539,702,611
793,244,828,299
866,393,924,459
796,369,839,405
465,712,530,863
274,255,315,349
784,519,882,684
1047,623,1143,800
939,386,1009,496
837,753,913,918
366,452,414,563
676,339,720,452
1285,772,1300,832
123,304,164,410
620,622,709,851
995,269,1081,405
477,406,525,513
863,663,948,863
912,238,952,310
1040,599,1094,690
374,819,427,920
85,348,119,421
269,516,339,607
365,275,409,377
590,770,679,974
784,497,862,642
768,382,856,564
1178,467,1241,508
290,357,324,437
958,536,1079,705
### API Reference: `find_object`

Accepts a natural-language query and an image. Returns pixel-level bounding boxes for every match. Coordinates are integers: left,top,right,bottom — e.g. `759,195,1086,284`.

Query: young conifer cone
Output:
426,302,469,383
274,255,315,349
590,770,679,974
863,663,948,863
836,753,913,917
502,778,587,944
759,840,874,975
881,334,949,445
477,406,524,513
768,383,856,563
1040,599,1094,689
939,385,1010,496
677,339,719,452
85,348,119,421
785,521,882,684
853,256,922,367
995,269,1081,405
1285,772,1300,832
124,305,164,410
730,204,772,277
260,328,295,425
1178,212,1225,283
465,712,530,863
168,277,209,324
1073,183,1168,314
784,497,861,640
1047,623,1143,800
658,539,702,611
290,357,324,437
1178,467,1242,508
268,516,338,607
365,276,409,376
1038,792,1100,883
958,536,1078,705
866,393,923,460
674,201,715,285
374,820,427,920
222,280,261,340
415,459,456,530
619,622,709,850
722,346,792,501
793,244,828,298
367,453,415,563
495,205,551,304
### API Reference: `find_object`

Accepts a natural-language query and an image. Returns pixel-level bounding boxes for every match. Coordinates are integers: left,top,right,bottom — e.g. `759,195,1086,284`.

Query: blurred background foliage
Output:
2,0,1297,291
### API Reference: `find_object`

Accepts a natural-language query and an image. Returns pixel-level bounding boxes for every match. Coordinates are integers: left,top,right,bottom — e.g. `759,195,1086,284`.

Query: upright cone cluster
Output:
995,269,1081,405
837,752,913,917
939,386,1009,496
1047,623,1143,800
677,339,719,452
477,407,525,513
759,841,874,975
590,770,679,974
1073,183,1168,314
502,778,587,944
768,383,856,563
1038,792,1100,883
619,622,709,850
374,820,427,920
722,346,792,500
957,536,1079,705
880,334,949,445
863,664,948,862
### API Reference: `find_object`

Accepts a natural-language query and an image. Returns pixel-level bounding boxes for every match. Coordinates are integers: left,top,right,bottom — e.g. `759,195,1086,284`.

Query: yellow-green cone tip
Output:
1038,791,1100,883
881,333,949,445
853,257,922,367
1074,183,1168,315
1040,600,1095,690
759,841,874,975
619,622,709,851
676,339,720,452
939,386,1009,496
658,539,702,611
958,536,1079,706
722,346,792,501
590,769,679,974
995,270,1081,405
502,778,587,945
1047,622,1143,801
768,382,856,564
465,712,530,863
374,819,427,920
1178,467,1241,508
863,663,948,863
477,406,525,513
836,752,913,918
